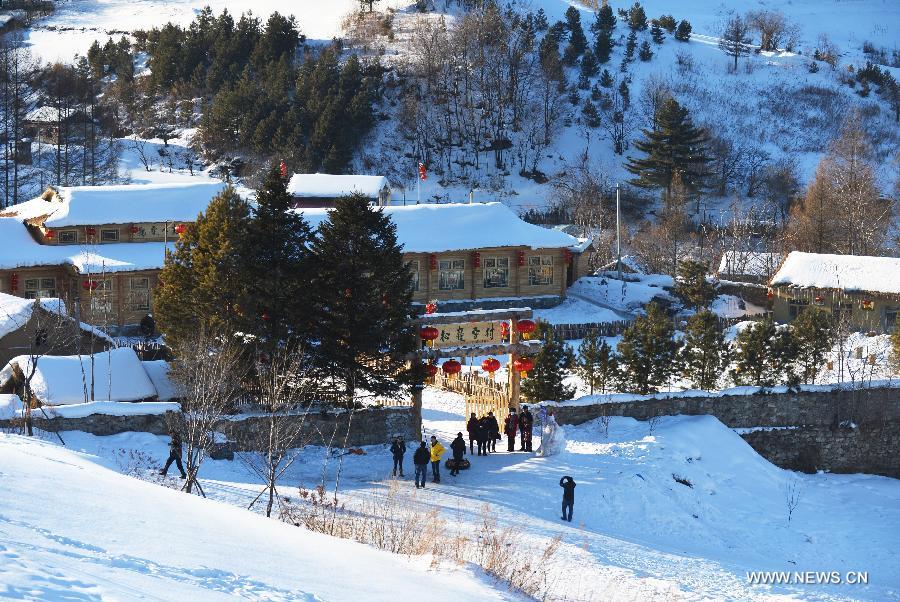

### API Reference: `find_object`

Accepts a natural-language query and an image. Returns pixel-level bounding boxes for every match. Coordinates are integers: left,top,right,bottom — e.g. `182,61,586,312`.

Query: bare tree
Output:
551,153,614,236
130,135,152,171
638,73,672,132
747,10,799,52
784,476,802,525
169,329,246,495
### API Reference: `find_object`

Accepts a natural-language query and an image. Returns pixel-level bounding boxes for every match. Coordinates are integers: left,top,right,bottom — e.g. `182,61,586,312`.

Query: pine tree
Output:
639,40,654,61
731,318,798,386
675,20,692,42
594,30,613,63
628,2,648,31
521,321,576,403
582,98,601,128
592,2,617,35
625,97,711,203
624,30,637,60
310,194,417,402
155,187,252,348
719,14,751,71
651,21,665,44
580,47,600,78
563,6,588,65
535,8,549,31
599,68,614,87
578,330,619,394
241,165,316,347
681,309,728,390
674,260,717,309
658,14,677,33
792,308,835,384
617,303,680,394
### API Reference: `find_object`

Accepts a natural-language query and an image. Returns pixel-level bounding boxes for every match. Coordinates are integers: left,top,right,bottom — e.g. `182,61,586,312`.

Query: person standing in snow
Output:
476,416,490,456
160,431,187,479
518,405,534,452
429,435,445,483
559,475,576,522
486,411,500,452
413,441,430,489
504,408,518,452
466,412,479,454
450,432,467,476
390,436,406,477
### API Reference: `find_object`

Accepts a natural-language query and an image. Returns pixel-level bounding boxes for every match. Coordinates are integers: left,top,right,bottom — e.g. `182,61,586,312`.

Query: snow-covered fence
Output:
551,320,631,341
432,372,510,416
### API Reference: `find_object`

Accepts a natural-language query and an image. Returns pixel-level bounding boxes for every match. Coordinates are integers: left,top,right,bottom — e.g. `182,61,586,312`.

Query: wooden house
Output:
288,173,391,208
769,252,900,334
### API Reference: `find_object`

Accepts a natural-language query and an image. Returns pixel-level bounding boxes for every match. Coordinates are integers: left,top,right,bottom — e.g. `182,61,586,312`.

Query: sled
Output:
445,458,471,470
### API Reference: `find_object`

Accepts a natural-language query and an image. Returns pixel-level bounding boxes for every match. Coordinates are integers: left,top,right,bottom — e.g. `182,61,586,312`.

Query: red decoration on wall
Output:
517,250,526,267
512,356,534,377
85,227,97,236
174,224,187,235
516,319,536,339
10,273,19,292
420,326,439,342
131,226,140,234
429,254,437,270
425,302,438,314
472,251,481,267
441,359,462,376
500,321,510,338
861,299,874,311
766,289,774,300
813,295,824,306
563,249,573,264
82,280,99,291
44,229,55,239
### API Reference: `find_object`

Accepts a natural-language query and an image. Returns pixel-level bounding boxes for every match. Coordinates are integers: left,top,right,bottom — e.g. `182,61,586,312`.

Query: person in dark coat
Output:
413,441,430,489
450,432,467,476
476,416,490,456
560,475,576,522
466,412,479,454
504,408,518,452
390,436,406,477
518,405,534,452
160,432,187,478
485,411,500,452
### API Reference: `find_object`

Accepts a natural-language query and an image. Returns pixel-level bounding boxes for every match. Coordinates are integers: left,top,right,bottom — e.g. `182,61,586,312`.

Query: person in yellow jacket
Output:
429,435,446,483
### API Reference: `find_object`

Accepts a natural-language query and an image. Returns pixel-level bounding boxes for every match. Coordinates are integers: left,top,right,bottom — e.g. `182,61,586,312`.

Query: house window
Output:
129,277,150,311
831,302,853,324
88,280,114,316
483,257,509,288
24,277,56,299
788,298,809,319
58,230,77,244
100,229,119,242
528,255,553,286
885,306,900,333
438,259,465,290
407,260,420,292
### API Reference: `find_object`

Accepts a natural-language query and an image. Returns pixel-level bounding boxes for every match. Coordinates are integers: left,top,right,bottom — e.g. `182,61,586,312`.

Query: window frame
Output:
129,277,150,311
482,256,510,289
438,259,465,291
58,230,77,244
407,260,420,292
788,298,809,319
24,277,56,299
100,229,119,242
527,255,554,286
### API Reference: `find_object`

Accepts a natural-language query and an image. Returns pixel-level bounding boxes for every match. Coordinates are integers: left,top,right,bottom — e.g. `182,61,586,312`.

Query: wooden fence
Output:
432,372,510,418
551,313,765,341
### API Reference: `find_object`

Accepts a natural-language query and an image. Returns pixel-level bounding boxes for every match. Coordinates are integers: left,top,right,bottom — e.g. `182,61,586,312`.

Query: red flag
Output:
418,162,427,181
279,161,287,179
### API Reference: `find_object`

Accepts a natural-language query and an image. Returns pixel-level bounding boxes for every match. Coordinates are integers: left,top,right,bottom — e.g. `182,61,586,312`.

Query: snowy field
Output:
5,387,899,600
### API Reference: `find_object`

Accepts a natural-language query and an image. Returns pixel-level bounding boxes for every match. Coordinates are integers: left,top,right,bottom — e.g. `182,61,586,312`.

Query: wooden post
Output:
410,383,424,441
508,318,520,410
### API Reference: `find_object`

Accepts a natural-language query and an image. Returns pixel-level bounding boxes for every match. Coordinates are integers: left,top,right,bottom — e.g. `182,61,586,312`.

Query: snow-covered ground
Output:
8,387,900,601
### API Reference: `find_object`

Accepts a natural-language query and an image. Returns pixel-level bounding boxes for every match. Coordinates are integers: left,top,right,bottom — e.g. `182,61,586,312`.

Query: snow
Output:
24,105,65,123
299,202,579,252
0,348,158,405
709,294,767,319
0,216,172,272
142,360,180,401
0,433,513,601
287,173,389,199
0,293,66,339
43,181,226,227
41,400,180,419
770,252,900,294
0,393,23,420
717,251,783,278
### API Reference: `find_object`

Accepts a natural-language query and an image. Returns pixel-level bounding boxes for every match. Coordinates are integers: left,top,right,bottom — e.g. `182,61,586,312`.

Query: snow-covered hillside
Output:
0,432,513,600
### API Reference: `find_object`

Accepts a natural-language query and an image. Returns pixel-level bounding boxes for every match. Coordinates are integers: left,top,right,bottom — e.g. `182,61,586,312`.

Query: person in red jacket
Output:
504,408,518,452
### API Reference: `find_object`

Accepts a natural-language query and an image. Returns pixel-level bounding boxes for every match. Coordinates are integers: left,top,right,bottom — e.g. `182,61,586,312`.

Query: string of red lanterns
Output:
512,356,534,378
481,357,500,379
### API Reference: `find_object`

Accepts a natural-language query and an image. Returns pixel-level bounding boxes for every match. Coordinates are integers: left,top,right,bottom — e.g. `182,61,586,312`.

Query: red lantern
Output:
420,325,439,342
517,250,526,267
441,359,462,377
472,251,481,267
813,295,824,306
174,224,187,235
44,229,55,239
563,249,572,264
10,272,18,292
425,302,437,314
279,160,288,179
500,321,510,338
131,225,140,234
481,357,501,379
261,311,271,321
861,299,874,311
424,363,439,378
429,254,437,270
516,319,536,339
85,227,97,236
766,289,774,300
513,356,534,378
418,162,427,181
82,280,99,291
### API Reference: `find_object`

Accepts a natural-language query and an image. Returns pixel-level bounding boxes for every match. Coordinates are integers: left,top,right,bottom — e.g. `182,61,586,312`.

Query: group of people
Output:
468,405,536,454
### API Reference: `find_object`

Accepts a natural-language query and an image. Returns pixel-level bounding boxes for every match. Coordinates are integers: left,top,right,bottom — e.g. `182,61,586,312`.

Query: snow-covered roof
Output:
718,251,781,277
288,174,389,199
0,347,158,405
25,106,62,122
142,360,181,401
0,217,172,272
770,252,900,295
43,181,226,227
0,195,60,222
298,202,578,252
0,293,67,339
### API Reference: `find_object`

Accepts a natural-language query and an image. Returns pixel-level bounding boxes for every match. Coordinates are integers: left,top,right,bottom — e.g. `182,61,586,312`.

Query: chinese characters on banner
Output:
131,223,178,239
433,321,503,348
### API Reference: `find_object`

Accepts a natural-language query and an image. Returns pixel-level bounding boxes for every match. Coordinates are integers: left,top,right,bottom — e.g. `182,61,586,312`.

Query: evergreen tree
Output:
639,40,654,61
617,303,680,394
658,14,677,33
792,308,835,384
599,68,614,87
582,98,601,128
628,2,648,31
155,187,252,348
241,165,316,347
651,21,665,44
580,47,600,78
624,30,637,60
675,20,692,41
731,318,798,386
674,260,717,309
577,330,619,394
535,8,549,31
563,6,588,65
625,97,711,203
521,321,576,403
681,309,728,390
594,2,617,34
718,14,751,71
310,194,417,402
594,30,613,63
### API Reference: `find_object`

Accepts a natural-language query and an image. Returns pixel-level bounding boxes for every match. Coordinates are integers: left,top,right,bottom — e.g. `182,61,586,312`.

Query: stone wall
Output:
0,410,177,437
549,386,900,478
